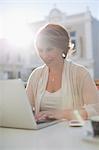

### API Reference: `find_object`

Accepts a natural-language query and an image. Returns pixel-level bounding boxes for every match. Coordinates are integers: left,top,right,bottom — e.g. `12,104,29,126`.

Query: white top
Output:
40,88,63,111
26,59,99,118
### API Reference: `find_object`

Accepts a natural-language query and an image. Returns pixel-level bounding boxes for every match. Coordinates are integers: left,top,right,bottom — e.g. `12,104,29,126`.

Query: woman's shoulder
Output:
66,59,89,76
33,64,46,73
28,64,47,80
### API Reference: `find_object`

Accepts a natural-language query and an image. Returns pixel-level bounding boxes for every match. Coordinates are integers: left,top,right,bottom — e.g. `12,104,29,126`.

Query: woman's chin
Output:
45,60,53,65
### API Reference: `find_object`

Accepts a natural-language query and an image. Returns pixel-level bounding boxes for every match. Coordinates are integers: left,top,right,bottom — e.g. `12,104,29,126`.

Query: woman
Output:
26,24,99,122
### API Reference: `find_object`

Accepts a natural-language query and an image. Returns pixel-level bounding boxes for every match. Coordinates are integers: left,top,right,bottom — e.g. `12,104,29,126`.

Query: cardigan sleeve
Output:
26,71,35,109
26,66,45,110
82,71,99,118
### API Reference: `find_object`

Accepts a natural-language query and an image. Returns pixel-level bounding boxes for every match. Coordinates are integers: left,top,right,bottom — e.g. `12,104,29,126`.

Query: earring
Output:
62,53,66,58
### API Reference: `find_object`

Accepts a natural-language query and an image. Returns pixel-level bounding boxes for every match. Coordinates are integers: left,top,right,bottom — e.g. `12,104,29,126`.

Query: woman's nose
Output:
42,51,48,58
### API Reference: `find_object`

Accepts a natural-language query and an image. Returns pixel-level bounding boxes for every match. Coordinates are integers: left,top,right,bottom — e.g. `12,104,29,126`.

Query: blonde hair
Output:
35,24,72,59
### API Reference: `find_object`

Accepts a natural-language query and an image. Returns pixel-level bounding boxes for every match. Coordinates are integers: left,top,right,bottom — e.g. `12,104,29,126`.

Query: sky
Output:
0,0,99,49
0,0,99,23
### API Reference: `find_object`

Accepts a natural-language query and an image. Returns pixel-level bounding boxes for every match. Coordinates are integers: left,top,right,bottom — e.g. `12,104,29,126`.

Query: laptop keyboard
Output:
36,118,57,124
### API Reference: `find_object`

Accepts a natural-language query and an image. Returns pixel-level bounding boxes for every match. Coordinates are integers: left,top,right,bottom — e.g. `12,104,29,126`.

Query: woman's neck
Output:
48,59,64,74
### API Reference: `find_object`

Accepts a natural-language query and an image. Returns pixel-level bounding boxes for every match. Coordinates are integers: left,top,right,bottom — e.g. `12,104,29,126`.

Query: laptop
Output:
0,79,60,130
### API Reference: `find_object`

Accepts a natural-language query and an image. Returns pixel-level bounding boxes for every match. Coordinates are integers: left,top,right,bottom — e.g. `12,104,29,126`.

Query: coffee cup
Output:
90,116,99,137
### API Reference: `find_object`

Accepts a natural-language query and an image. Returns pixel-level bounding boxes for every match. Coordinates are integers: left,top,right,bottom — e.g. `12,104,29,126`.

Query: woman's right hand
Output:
35,111,49,121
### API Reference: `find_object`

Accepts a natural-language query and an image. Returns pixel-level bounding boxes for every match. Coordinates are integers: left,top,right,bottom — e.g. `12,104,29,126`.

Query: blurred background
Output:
0,0,99,83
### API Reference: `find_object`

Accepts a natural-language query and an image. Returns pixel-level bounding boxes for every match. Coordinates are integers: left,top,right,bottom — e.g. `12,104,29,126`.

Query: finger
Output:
36,113,47,121
36,111,45,118
47,114,55,119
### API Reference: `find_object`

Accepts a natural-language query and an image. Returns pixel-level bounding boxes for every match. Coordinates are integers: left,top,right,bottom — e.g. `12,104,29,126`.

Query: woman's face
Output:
37,47,63,65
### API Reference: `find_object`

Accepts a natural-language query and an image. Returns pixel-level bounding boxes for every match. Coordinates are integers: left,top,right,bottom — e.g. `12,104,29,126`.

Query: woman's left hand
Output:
35,109,73,121
43,110,65,120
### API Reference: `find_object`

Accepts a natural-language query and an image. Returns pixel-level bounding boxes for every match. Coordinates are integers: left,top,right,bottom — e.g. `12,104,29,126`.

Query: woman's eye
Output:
38,49,43,53
46,48,52,52
38,48,53,53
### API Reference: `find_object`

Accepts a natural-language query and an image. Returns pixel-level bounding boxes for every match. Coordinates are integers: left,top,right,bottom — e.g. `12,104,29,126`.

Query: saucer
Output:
82,130,99,143
69,120,84,127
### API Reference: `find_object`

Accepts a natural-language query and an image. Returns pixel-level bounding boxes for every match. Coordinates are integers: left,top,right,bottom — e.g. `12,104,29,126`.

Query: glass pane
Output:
70,31,76,37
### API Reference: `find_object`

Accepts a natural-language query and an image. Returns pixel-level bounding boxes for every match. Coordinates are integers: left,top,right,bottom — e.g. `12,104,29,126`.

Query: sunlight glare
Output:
7,23,33,48
5,15,33,51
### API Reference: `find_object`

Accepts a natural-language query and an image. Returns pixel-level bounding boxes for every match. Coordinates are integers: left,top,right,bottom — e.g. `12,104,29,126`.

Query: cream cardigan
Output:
26,59,99,118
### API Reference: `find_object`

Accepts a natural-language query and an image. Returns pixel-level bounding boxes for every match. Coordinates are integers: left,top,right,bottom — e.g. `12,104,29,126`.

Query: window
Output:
70,31,76,37
70,31,77,50
71,39,76,50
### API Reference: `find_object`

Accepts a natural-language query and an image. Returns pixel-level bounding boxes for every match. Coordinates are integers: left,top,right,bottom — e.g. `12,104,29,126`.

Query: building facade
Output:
30,7,99,79
0,7,99,81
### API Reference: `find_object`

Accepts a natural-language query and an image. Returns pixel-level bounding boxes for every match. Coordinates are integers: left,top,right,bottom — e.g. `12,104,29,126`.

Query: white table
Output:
0,121,99,150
